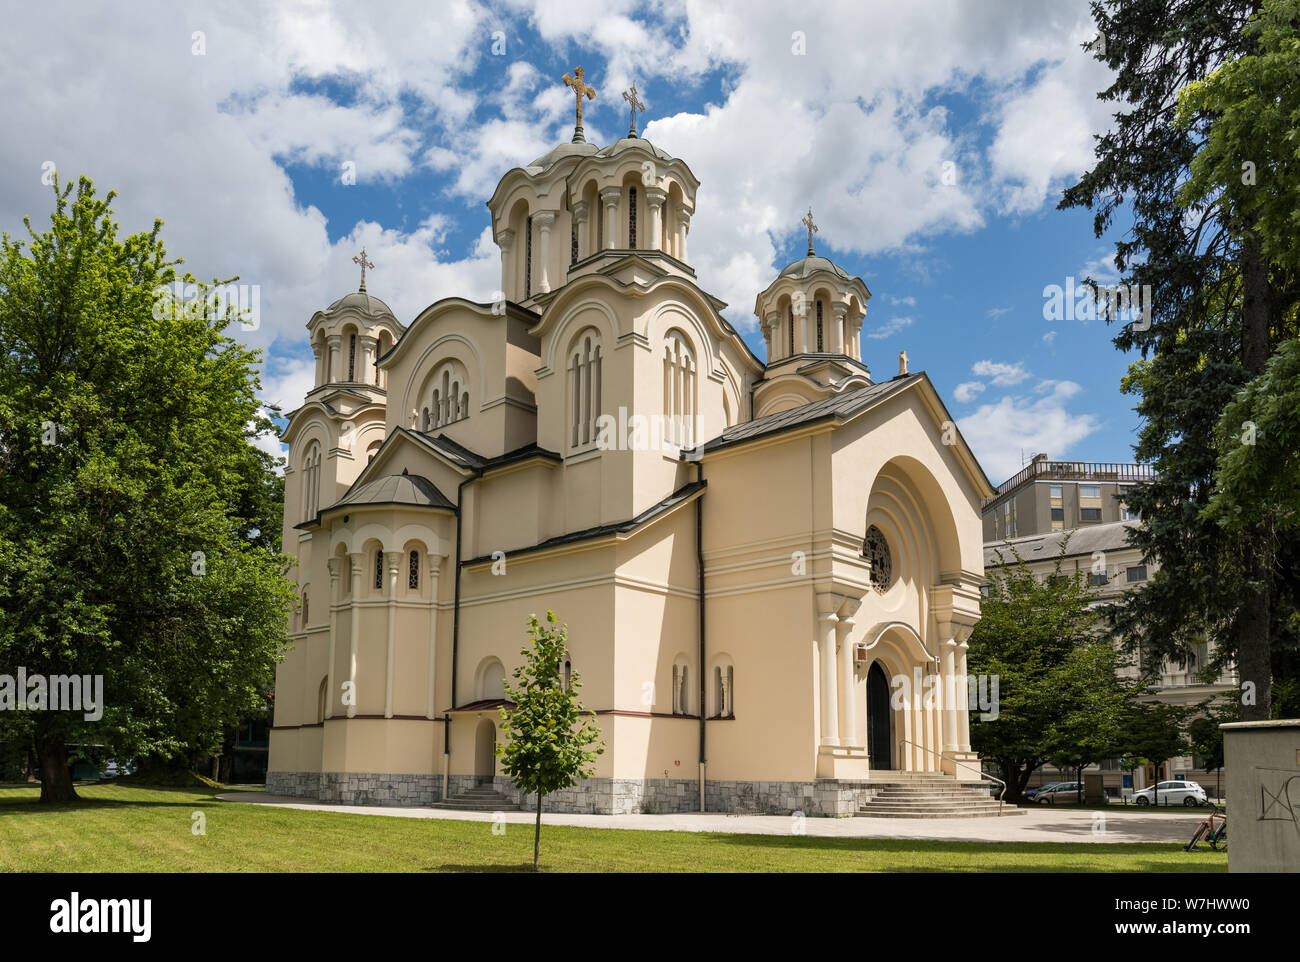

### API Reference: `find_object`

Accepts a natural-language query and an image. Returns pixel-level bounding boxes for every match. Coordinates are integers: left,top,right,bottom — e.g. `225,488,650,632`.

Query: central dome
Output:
778,255,850,280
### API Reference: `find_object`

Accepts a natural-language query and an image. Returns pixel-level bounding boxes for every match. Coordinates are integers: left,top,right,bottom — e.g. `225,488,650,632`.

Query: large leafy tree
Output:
0,177,295,801
497,611,603,870
1062,0,1300,719
968,545,1129,802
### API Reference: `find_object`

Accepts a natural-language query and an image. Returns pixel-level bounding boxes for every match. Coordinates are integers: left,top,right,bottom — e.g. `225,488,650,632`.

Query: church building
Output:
266,69,997,816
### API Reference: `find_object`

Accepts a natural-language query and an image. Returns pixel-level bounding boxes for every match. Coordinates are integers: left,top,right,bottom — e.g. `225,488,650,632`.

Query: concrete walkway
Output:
217,792,1205,844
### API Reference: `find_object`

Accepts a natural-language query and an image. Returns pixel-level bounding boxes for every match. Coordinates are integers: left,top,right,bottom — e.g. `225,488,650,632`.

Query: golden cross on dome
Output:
563,66,596,142
622,84,645,138
352,249,374,292
801,208,818,256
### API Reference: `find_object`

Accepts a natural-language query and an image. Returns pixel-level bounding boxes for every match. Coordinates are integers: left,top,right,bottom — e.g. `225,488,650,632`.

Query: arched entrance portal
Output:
475,719,497,782
867,662,893,771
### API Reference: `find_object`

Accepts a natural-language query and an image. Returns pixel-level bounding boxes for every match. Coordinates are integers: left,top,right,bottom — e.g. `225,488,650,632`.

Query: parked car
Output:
1024,782,1067,801
1132,780,1207,807
1035,782,1085,804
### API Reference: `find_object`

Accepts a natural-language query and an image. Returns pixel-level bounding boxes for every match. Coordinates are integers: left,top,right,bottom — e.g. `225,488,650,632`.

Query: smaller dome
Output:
595,137,675,163
778,255,850,281
323,290,396,318
527,140,600,171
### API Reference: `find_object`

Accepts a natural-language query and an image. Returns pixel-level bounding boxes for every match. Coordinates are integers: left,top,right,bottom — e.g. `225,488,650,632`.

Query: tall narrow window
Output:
524,214,533,297
301,443,321,522
408,550,419,590
628,187,637,249
568,329,602,448
816,301,824,352
374,550,383,590
571,216,578,265
563,659,572,691
663,331,696,447
788,306,794,356
348,334,356,381
301,589,309,628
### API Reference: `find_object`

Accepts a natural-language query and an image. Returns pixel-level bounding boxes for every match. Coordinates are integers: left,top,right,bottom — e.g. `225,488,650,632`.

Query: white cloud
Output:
953,381,986,403
1042,330,1057,344
889,295,916,306
866,316,914,340
959,380,1099,483
986,305,1013,318
971,360,1031,386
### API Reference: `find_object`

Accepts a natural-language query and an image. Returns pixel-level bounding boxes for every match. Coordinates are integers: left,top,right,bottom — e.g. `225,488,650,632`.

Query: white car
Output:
1133,780,1207,807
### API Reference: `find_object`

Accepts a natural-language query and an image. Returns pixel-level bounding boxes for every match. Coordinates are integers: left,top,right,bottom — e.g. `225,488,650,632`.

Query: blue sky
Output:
0,0,1143,482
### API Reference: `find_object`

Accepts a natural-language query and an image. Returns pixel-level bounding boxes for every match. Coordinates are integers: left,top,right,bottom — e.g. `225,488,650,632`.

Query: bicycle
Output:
1184,803,1228,852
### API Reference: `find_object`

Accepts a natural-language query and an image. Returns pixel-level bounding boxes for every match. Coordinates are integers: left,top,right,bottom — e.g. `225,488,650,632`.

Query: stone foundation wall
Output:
265,770,320,799
267,770,442,806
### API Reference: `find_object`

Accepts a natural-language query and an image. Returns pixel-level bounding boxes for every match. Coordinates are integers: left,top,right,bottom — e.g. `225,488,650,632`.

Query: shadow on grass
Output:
431,863,541,873
0,784,243,815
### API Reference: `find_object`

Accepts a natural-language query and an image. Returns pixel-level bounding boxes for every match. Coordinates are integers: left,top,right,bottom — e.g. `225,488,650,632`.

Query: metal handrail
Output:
900,738,1007,814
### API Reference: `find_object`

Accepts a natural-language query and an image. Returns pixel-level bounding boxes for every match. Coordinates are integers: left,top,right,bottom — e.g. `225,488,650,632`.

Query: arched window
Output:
525,214,533,297
427,361,470,429
672,657,690,715
663,330,696,447
787,305,794,356
301,588,309,629
317,677,328,724
374,549,384,591
563,659,572,691
366,440,381,463
568,328,603,448
816,300,824,352
713,663,735,718
348,333,356,381
863,525,892,594
408,549,420,590
301,442,321,522
628,187,638,248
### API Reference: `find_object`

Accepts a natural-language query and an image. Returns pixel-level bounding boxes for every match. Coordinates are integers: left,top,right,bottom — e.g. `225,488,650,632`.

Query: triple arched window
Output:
421,360,470,431
568,328,603,448
300,442,321,522
663,330,696,448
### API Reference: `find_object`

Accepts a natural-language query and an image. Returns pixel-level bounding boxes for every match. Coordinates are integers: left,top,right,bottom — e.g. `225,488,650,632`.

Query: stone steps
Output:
426,786,520,812
856,775,1021,818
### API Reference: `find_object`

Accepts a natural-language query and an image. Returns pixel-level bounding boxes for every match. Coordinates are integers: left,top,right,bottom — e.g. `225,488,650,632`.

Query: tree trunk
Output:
533,791,543,871
1237,222,1274,722
35,735,78,803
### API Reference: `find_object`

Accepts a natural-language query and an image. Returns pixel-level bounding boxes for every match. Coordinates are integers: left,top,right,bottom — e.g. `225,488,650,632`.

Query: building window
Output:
301,588,309,628
301,442,321,522
348,334,356,381
568,329,603,448
428,361,470,429
563,659,572,691
628,187,637,249
408,550,420,590
663,330,696,448
713,664,734,718
816,300,824,351
374,550,384,590
1126,565,1148,583
525,214,533,297
787,305,794,356
863,525,892,594
1089,572,1108,587
571,216,578,265
1050,485,1063,498
1080,484,1101,499
366,440,381,462
1080,507,1102,522
672,660,690,715
1051,507,1065,522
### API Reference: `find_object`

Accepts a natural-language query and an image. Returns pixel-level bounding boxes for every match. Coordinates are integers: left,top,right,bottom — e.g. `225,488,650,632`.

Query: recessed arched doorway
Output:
475,719,497,782
867,662,893,771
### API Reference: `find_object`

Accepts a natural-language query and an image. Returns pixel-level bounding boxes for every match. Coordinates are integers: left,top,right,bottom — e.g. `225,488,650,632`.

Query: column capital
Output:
599,186,621,205
836,596,862,622
326,333,342,346
532,210,557,229
815,591,842,618
570,201,588,220
644,186,667,207
497,227,515,251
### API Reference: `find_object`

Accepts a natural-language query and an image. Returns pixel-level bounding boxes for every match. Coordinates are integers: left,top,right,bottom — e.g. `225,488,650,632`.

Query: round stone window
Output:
864,525,892,594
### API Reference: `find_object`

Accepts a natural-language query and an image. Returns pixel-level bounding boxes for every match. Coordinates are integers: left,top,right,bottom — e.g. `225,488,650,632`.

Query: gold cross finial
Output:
352,249,374,292
801,208,818,256
622,84,646,138
562,66,596,143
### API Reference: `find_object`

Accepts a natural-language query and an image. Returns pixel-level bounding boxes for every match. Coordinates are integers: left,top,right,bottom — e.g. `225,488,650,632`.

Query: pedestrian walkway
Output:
218,792,1200,844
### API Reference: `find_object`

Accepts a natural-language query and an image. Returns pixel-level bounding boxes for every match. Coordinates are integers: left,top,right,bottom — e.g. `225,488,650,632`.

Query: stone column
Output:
359,334,378,386
347,552,362,718
762,310,779,361
325,334,342,384
496,229,514,301
815,593,840,747
645,188,666,253
678,211,691,262
794,298,808,354
426,555,442,719
831,303,847,355
941,638,960,756
570,203,588,262
957,638,972,752
311,339,323,387
835,596,861,747
600,187,620,251
325,557,343,719
533,211,556,294
384,550,401,719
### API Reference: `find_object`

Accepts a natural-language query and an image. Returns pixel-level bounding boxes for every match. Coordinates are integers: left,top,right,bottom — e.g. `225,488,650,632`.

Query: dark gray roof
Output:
405,430,562,473
323,290,396,318
694,374,919,455
527,140,600,170
984,520,1141,567
778,254,851,280
330,472,454,512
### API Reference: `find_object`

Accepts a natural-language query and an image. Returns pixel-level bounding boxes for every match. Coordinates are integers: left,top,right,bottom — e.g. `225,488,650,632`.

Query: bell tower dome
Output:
752,210,872,417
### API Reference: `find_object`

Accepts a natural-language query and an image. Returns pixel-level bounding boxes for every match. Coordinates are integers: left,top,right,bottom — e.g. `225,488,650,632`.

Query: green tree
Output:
0,177,296,801
1045,637,1134,803
968,543,1118,803
1119,700,1191,804
1062,0,1300,720
497,611,604,870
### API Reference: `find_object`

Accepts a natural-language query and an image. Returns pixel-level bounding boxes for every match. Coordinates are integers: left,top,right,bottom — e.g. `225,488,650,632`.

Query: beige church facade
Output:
267,83,996,816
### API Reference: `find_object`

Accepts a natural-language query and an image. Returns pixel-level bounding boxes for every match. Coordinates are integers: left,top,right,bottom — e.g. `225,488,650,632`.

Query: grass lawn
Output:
0,783,1227,873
